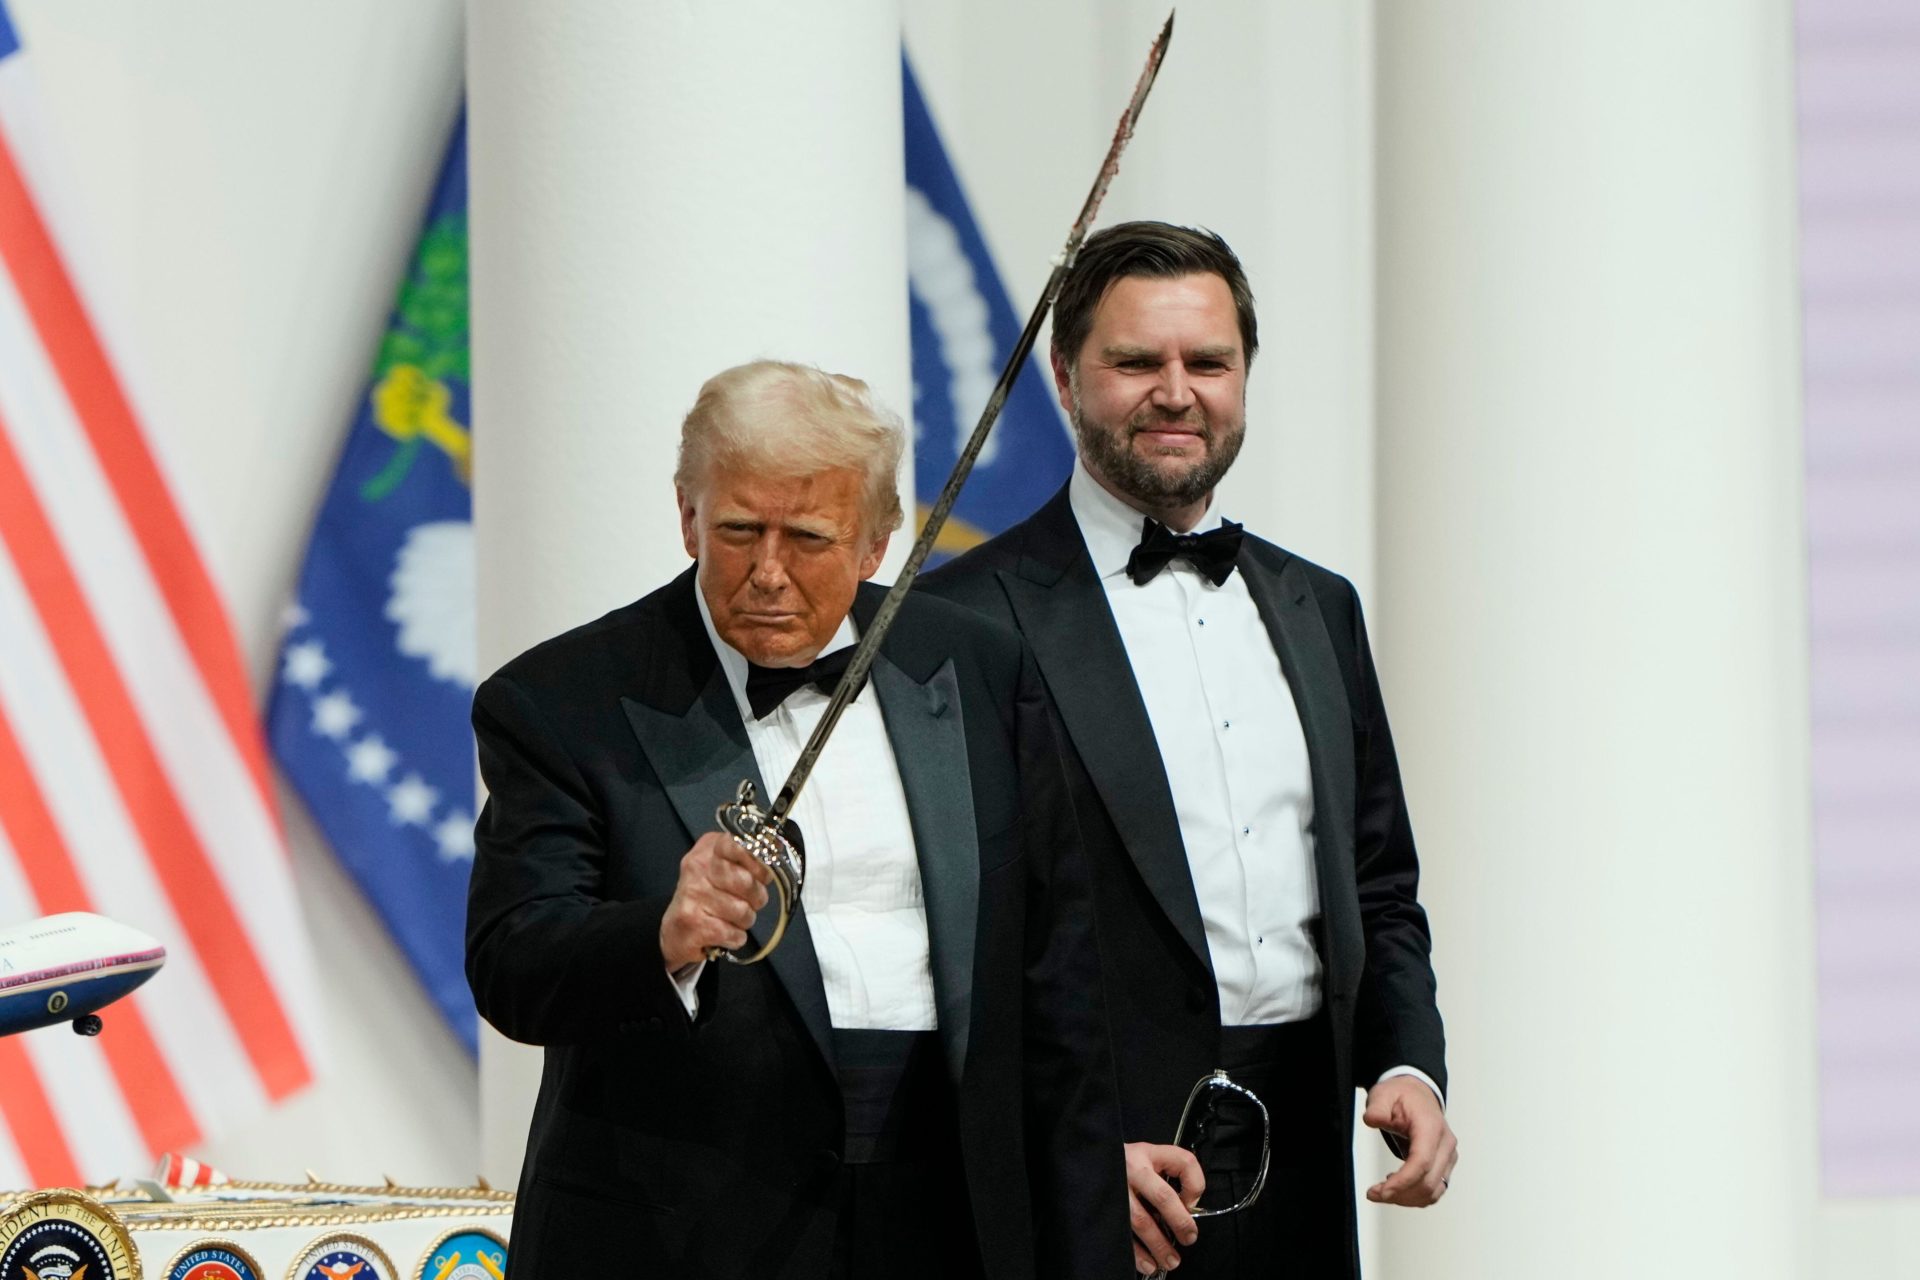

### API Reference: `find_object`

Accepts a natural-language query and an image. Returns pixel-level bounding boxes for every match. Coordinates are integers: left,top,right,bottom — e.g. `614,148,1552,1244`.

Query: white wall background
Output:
2,0,1911,1270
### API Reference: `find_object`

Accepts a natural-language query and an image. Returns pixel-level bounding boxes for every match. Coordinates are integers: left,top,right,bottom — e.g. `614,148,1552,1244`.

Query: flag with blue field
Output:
904,56,1073,561
268,113,477,1052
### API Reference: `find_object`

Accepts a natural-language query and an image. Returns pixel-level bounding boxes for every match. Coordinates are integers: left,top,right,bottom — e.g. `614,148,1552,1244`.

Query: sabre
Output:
709,10,1176,964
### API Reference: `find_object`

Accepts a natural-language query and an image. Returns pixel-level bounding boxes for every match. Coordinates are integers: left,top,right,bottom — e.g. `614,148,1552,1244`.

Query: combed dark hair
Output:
1050,221,1258,370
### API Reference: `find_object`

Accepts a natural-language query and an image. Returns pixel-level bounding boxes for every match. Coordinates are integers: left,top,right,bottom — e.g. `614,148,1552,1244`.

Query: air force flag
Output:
268,113,476,1051
904,56,1074,561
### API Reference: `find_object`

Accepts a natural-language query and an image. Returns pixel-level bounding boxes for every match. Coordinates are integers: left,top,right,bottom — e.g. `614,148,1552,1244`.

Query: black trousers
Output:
827,1029,981,1280
1172,1017,1352,1280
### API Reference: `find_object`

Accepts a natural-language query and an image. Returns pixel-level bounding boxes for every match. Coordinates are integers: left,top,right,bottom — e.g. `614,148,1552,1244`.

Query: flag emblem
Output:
164,1242,262,1280
0,1192,135,1280
416,1229,506,1280
293,1240,394,1280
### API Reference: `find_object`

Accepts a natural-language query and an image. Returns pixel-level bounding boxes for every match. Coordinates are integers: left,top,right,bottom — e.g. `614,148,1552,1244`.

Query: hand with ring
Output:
1363,1076,1458,1207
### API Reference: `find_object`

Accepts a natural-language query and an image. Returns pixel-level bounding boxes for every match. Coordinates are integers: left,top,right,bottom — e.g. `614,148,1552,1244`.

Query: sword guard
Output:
705,779,805,965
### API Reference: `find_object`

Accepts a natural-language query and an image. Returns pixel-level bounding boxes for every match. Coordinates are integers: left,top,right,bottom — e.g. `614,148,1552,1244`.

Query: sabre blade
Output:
1064,8,1175,267
767,10,1176,825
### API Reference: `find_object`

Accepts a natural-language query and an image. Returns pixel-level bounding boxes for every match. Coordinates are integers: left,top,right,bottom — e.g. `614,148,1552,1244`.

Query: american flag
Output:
0,0,321,1185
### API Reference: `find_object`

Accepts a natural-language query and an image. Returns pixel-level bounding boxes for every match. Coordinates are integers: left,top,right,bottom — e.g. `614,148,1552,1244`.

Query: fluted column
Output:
468,0,909,1186
1374,4,1814,1274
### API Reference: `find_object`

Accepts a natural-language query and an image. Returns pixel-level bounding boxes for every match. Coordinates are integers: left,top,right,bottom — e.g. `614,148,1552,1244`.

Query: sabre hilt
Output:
705,780,805,965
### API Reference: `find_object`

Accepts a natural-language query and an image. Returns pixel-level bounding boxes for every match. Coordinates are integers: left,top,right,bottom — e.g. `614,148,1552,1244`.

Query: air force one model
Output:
0,913,166,1038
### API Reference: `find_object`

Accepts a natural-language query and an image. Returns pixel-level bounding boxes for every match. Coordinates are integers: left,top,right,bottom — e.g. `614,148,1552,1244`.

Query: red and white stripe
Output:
0,28,320,1186
154,1151,229,1189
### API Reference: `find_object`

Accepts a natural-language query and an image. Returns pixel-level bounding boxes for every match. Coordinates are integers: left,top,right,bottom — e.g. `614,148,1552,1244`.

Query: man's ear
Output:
858,529,891,581
1050,347,1075,418
676,487,700,560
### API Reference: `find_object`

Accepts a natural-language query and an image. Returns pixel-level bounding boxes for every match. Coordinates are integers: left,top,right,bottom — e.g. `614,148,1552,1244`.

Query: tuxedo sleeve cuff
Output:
668,960,705,1019
1375,1065,1445,1110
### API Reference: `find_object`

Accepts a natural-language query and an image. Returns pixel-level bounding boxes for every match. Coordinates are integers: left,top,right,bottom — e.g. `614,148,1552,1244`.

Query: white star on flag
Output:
345,734,399,785
386,773,439,826
309,690,363,741
434,811,476,861
282,639,332,690
279,600,310,632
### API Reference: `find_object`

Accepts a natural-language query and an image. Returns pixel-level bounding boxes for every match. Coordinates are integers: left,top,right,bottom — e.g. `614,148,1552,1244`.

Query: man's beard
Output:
1070,400,1246,511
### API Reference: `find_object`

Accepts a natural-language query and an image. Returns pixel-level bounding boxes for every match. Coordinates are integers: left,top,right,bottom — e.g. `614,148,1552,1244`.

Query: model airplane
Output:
0,912,166,1038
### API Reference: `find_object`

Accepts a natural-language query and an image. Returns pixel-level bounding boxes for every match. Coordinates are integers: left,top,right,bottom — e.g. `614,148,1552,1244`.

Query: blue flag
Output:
268,113,477,1052
904,56,1074,561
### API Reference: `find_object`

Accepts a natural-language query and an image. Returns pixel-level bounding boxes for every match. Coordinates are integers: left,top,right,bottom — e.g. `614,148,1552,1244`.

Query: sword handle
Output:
703,780,805,965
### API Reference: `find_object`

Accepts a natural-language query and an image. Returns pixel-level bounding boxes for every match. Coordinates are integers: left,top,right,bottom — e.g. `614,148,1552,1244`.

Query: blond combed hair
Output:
675,360,906,538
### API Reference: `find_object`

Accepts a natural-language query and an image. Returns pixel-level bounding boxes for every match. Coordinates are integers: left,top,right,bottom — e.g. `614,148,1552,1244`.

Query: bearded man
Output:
467,360,1128,1279
923,222,1456,1278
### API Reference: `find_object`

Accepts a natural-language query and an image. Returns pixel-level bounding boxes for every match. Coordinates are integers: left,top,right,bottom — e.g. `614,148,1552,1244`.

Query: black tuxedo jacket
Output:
467,568,1128,1279
922,485,1446,1273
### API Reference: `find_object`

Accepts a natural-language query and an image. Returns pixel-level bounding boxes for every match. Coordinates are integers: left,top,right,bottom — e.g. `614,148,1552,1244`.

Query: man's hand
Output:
1363,1076,1457,1207
1126,1141,1203,1275
659,832,773,969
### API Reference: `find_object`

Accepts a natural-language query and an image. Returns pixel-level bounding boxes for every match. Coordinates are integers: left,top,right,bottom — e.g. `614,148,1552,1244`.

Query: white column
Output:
1374,4,1814,1275
468,0,909,1187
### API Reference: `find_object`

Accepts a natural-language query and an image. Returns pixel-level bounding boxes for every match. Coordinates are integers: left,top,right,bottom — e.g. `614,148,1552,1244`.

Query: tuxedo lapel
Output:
870,653,978,1084
621,644,837,1073
1238,544,1361,984
1002,493,1213,978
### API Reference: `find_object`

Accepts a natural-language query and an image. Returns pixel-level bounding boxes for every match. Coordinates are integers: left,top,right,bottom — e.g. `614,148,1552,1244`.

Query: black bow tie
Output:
1125,518,1244,586
745,645,860,719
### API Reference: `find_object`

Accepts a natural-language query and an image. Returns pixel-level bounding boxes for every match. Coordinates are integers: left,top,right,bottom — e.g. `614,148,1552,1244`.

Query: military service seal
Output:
165,1240,263,1280
286,1235,394,1280
0,1189,139,1280
414,1229,505,1280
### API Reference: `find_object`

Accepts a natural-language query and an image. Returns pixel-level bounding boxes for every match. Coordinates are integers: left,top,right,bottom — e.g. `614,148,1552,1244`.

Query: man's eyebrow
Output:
1098,343,1240,361
781,515,841,537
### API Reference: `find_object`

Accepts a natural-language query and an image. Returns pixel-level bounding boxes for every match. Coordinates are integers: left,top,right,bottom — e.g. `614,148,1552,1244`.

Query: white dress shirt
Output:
1070,462,1322,1026
672,590,938,1031
1069,462,1442,1103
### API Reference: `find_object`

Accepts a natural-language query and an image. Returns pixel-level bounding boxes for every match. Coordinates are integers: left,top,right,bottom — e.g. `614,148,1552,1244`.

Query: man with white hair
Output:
466,360,1128,1279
